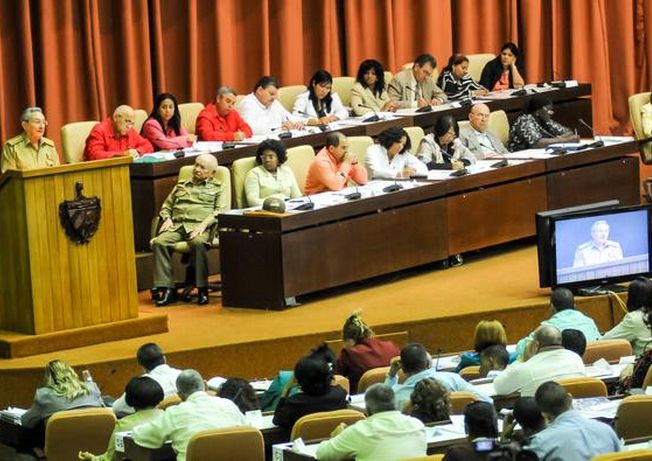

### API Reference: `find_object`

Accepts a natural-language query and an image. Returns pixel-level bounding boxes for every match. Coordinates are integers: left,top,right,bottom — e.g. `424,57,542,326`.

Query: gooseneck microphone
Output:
382,178,403,193
297,110,329,132
345,185,362,200
294,194,315,211
405,86,433,113
358,104,381,122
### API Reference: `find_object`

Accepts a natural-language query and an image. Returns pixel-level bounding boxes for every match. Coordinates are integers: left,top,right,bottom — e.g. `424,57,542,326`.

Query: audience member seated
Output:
292,70,349,126
455,320,516,372
365,126,427,179
479,42,525,91
141,93,196,150
459,103,510,159
642,84,652,138
403,378,451,424
21,359,104,444
315,384,426,461
601,276,652,356
442,401,500,461
244,139,302,207
79,377,164,461
133,369,246,461
1,107,59,173
527,381,620,460
515,287,601,357
237,76,304,135
83,105,153,160
618,307,652,392
561,329,587,357
384,343,492,411
507,95,580,151
196,86,252,141
501,397,546,446
151,154,226,307
261,343,336,412
350,59,397,116
112,342,182,416
494,325,586,397
416,115,476,170
388,54,447,108
437,54,488,100
335,311,400,393
304,132,367,195
272,356,348,436
479,345,510,379
217,378,260,413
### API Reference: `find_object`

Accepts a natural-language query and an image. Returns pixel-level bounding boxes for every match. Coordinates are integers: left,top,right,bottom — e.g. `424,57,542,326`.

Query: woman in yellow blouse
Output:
244,139,302,207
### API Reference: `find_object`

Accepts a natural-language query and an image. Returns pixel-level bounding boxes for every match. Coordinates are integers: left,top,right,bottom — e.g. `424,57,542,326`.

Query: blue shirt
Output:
384,368,492,411
515,309,602,357
526,410,620,461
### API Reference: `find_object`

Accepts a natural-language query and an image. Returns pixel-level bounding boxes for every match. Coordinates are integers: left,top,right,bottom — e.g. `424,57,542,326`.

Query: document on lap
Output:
0,406,27,424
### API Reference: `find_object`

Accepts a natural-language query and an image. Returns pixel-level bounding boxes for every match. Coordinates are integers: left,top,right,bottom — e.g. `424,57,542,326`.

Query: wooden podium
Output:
0,158,167,357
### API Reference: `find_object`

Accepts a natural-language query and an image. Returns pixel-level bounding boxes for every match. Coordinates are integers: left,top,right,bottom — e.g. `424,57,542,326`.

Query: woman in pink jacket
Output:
142,93,196,150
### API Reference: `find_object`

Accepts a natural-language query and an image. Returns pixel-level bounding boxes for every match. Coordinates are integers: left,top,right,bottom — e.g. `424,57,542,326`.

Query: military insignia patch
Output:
59,182,101,244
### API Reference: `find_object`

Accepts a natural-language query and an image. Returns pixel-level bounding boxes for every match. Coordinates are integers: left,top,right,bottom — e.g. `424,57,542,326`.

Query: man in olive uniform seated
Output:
152,154,224,306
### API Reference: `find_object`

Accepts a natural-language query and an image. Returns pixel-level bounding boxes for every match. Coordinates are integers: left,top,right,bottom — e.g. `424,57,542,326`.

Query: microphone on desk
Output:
575,118,604,149
405,86,433,113
345,185,362,201
382,179,403,193
449,167,469,177
358,104,381,122
294,195,315,211
272,126,293,139
434,347,443,371
297,111,329,132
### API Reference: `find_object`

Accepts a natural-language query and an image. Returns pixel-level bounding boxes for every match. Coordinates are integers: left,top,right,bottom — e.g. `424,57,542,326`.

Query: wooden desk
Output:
219,142,640,309
130,85,592,251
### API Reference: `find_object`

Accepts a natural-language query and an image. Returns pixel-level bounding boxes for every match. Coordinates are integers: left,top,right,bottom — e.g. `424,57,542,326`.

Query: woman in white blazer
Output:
293,70,348,126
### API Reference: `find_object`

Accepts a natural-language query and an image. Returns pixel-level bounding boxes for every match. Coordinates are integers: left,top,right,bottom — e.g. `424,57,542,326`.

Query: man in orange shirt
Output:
83,105,153,161
304,132,368,195
195,87,253,141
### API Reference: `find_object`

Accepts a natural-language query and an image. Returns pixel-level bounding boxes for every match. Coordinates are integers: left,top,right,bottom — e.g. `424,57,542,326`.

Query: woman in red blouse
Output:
336,311,400,393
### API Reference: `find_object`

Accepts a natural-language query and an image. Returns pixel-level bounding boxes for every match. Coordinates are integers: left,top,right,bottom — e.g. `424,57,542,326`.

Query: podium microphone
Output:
358,104,381,122
405,86,433,113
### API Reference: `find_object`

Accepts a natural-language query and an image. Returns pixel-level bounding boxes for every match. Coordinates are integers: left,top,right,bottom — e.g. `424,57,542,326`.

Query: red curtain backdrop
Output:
0,0,651,150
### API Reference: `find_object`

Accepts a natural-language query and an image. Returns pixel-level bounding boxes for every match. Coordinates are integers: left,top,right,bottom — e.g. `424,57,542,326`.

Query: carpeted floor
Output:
0,239,623,407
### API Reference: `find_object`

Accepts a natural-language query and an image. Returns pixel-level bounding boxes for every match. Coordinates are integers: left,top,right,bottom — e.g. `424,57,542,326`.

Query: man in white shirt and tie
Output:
237,76,304,135
459,103,510,159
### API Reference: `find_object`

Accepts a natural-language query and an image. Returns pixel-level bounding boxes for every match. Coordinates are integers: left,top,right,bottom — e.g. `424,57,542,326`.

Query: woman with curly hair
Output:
404,378,451,423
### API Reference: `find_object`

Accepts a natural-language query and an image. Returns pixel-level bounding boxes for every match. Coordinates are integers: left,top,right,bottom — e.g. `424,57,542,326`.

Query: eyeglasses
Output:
29,119,48,126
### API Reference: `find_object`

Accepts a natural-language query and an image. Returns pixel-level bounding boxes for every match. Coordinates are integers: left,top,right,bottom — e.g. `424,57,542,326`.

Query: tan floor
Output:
0,241,548,370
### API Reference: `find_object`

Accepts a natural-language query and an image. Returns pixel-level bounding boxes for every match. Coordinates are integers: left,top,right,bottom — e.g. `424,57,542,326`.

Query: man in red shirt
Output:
195,87,253,141
304,132,368,195
83,105,153,161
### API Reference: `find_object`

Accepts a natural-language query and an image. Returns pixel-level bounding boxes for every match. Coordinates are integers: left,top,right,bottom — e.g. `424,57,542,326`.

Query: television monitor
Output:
536,201,620,287
537,203,652,293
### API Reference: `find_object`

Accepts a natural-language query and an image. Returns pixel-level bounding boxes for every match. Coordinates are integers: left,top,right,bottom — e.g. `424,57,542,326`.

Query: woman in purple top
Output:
142,93,196,150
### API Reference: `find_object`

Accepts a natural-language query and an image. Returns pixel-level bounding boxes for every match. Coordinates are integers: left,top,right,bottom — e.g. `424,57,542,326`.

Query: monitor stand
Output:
574,284,628,296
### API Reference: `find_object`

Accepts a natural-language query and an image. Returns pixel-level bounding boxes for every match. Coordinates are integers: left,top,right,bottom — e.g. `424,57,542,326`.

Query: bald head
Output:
112,105,136,136
534,325,562,348
469,103,490,132
176,369,205,400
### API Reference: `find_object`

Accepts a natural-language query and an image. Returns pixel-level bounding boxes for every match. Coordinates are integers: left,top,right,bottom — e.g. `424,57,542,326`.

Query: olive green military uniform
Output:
152,178,225,288
1,133,59,173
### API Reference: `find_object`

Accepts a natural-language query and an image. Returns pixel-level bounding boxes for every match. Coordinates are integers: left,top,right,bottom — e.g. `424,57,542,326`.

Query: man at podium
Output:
151,154,224,306
1,107,59,173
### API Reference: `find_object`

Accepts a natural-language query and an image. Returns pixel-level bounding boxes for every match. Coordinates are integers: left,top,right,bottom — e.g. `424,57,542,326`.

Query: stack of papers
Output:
0,407,26,425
